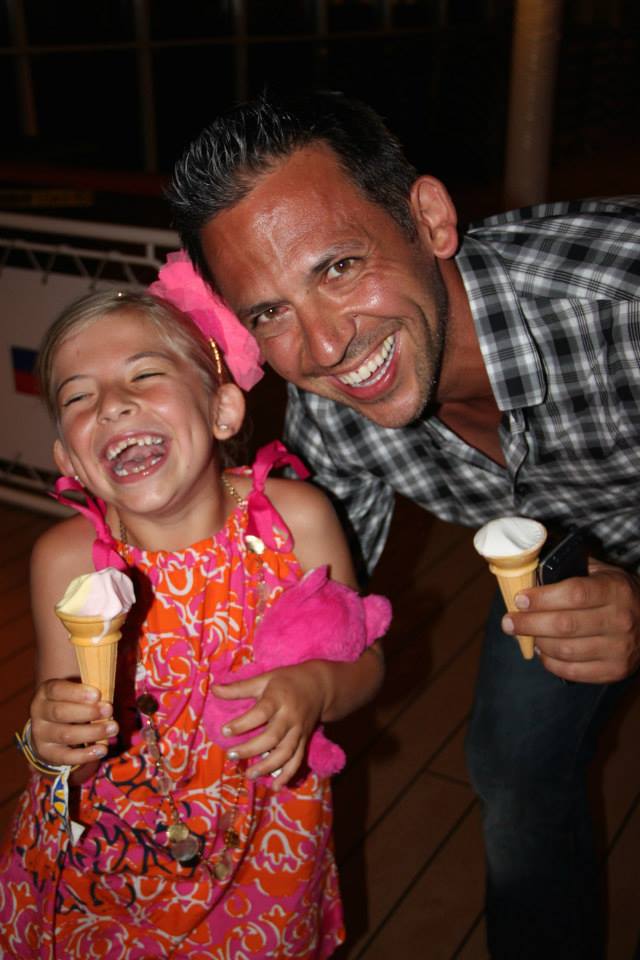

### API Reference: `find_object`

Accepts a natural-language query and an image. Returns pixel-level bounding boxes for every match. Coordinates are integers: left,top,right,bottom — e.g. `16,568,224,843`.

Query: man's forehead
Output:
202,151,373,268
236,145,364,223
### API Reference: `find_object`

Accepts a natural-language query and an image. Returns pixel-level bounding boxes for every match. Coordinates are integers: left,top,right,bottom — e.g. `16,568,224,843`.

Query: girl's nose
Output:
97,387,136,423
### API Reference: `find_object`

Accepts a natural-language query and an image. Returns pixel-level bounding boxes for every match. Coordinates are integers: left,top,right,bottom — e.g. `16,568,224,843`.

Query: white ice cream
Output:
473,516,547,559
56,567,135,620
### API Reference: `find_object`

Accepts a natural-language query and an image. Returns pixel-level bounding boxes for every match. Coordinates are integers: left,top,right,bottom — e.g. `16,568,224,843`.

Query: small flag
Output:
11,346,40,396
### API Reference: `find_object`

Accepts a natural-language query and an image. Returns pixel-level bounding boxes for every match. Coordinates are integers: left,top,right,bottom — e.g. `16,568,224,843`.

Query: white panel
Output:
0,266,138,472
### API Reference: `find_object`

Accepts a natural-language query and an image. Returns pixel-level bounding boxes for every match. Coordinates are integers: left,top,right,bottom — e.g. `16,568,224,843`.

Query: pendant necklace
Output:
119,519,243,873
136,691,202,864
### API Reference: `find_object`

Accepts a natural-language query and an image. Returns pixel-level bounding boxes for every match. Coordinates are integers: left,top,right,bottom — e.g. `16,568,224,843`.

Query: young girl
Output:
0,267,386,958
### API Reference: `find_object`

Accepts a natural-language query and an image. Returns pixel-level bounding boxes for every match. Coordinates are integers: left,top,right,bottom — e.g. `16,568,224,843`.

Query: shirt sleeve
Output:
283,383,395,579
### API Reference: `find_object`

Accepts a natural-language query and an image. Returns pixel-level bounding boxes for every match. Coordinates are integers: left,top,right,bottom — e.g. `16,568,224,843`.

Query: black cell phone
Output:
537,530,589,585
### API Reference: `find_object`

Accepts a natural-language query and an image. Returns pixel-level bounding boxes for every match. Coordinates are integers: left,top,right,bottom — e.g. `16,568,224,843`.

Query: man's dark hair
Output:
167,90,418,284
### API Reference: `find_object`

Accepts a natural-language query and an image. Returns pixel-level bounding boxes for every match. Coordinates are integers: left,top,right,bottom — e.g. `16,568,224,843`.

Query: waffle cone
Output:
486,543,545,659
56,611,126,702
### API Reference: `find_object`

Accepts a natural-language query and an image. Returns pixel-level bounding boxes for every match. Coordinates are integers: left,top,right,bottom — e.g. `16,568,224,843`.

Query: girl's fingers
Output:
38,699,112,726
269,743,306,790
212,677,268,700
232,728,299,777
44,741,109,766
222,700,274,738
227,728,277,764
54,719,118,746
34,718,118,762
41,679,102,704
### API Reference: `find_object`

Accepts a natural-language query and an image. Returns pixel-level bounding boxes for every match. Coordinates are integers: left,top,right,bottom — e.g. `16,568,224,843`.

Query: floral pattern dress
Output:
0,446,344,959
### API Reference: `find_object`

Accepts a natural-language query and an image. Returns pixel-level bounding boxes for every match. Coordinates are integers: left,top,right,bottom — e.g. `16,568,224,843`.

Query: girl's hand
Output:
30,679,118,768
212,662,329,790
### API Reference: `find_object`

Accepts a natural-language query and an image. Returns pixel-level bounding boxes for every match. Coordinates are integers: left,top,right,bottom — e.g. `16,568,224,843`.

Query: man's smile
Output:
336,334,396,387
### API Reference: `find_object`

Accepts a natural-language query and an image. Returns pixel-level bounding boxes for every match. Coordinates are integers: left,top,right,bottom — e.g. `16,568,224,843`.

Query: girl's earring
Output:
216,423,230,432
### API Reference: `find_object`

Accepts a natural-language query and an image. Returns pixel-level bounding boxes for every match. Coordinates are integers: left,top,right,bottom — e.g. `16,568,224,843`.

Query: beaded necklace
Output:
117,473,262,875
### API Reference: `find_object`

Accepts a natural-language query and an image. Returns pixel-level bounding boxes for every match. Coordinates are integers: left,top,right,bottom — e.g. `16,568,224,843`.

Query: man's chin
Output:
325,383,427,429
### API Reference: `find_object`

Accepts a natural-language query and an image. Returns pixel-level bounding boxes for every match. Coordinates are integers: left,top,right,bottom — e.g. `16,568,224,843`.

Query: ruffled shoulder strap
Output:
50,477,127,572
246,440,309,553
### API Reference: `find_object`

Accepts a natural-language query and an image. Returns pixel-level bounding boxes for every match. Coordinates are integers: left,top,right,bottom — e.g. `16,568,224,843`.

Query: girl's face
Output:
52,310,222,524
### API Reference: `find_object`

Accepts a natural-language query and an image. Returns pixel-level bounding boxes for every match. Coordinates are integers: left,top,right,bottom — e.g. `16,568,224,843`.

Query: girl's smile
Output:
102,431,168,481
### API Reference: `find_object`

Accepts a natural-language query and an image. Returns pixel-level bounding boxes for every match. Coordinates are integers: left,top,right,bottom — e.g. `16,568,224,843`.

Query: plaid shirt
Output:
283,197,640,574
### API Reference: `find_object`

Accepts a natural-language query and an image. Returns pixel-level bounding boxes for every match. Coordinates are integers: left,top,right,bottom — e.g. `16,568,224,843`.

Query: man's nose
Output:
298,300,357,368
98,386,136,423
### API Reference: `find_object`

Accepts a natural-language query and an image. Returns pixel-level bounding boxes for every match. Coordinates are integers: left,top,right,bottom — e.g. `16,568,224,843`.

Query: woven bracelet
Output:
15,720,71,777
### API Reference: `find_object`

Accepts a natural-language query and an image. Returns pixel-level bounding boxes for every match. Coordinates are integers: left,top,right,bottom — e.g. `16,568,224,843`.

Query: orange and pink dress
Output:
0,444,344,958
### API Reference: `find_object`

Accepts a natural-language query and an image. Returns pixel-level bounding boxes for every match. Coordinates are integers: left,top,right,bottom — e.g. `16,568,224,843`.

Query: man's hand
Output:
502,560,640,683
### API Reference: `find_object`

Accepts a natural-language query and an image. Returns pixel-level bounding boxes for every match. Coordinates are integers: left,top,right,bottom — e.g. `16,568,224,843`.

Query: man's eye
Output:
326,258,357,280
254,305,284,327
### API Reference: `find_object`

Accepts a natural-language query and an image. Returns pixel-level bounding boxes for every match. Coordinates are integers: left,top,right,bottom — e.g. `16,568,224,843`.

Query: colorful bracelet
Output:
15,720,78,837
15,720,71,777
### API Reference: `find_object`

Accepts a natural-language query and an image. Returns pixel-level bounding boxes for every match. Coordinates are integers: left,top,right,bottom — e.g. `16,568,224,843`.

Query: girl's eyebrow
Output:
55,372,91,398
55,351,174,397
127,350,174,364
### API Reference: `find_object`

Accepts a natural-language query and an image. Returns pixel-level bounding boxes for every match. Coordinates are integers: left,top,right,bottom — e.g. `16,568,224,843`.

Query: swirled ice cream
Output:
473,516,547,559
56,568,134,710
474,517,547,660
56,567,134,622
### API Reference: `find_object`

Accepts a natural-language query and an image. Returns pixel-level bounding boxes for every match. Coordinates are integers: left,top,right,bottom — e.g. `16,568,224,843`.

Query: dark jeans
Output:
466,591,633,960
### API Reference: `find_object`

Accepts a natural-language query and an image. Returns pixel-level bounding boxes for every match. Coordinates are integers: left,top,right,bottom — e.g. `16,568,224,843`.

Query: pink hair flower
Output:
148,250,263,391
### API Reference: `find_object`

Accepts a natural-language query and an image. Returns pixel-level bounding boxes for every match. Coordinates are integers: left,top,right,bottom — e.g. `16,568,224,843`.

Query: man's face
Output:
201,144,448,428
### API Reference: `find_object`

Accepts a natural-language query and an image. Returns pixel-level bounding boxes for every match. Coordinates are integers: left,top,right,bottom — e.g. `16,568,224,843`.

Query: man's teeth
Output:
106,435,163,461
338,335,395,387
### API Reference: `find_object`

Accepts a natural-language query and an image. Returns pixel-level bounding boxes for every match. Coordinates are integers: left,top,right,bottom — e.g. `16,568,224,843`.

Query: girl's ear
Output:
409,175,459,260
53,438,75,477
211,383,245,440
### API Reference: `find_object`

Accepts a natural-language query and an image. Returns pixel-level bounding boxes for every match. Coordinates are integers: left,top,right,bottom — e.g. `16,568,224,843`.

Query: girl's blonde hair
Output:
38,289,224,422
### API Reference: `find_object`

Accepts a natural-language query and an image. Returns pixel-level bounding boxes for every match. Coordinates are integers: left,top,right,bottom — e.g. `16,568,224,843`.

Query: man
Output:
167,91,640,958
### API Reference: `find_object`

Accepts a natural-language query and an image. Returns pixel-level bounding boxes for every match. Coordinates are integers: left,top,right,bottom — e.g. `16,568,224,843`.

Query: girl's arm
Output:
271,475,386,718
28,517,117,782
213,477,386,787
269,475,359,587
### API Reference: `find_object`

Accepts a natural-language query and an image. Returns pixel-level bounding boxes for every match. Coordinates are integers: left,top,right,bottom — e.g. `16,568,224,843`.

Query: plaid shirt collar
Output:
456,234,547,412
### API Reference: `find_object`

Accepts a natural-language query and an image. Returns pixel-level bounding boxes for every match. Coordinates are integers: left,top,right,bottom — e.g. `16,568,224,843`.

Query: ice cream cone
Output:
485,544,545,658
56,611,126,742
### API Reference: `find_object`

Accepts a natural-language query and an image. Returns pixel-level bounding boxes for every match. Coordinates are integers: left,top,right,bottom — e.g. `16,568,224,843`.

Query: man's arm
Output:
506,286,640,683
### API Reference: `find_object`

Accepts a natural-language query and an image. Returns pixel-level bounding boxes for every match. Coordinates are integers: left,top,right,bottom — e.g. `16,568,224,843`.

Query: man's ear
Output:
53,438,75,477
211,383,246,440
409,175,459,260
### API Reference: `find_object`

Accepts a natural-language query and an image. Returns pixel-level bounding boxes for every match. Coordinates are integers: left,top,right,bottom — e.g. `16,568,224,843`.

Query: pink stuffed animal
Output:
203,565,391,778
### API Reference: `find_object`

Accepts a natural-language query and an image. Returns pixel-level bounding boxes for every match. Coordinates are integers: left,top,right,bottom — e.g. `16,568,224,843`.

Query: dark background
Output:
1,0,638,230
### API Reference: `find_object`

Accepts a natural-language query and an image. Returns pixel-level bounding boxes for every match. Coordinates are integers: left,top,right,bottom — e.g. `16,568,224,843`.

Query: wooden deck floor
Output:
1,491,639,957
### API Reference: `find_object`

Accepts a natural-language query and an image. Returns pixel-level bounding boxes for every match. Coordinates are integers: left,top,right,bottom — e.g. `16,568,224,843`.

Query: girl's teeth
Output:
107,435,165,477
106,435,163,461
114,454,163,478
